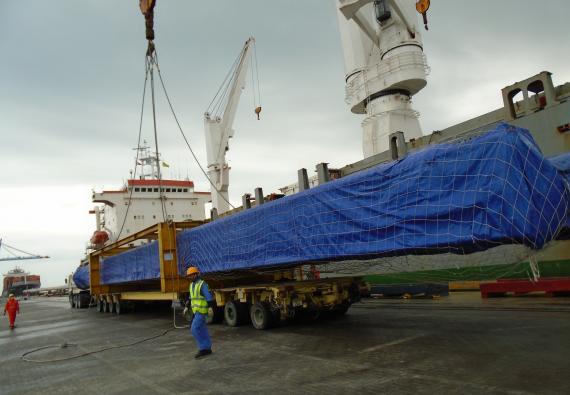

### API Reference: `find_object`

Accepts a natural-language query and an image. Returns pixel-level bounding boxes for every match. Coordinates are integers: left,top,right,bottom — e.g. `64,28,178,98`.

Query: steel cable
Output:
153,50,236,210
115,58,151,242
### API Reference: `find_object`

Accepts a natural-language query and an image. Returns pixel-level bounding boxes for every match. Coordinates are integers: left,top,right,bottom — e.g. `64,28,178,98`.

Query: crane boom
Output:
0,256,48,262
204,37,255,215
0,239,49,261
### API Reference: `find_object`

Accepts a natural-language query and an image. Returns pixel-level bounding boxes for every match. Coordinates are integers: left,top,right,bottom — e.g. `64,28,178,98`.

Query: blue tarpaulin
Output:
549,152,570,239
177,123,569,274
100,241,159,285
549,152,570,184
72,265,90,290
98,123,569,284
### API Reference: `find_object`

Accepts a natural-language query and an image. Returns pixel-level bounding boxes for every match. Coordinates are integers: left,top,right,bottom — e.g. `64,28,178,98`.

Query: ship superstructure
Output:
89,144,211,248
2,267,41,297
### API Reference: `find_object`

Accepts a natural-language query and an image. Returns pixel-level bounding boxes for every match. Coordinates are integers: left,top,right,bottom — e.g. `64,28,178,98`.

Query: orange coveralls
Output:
4,298,20,329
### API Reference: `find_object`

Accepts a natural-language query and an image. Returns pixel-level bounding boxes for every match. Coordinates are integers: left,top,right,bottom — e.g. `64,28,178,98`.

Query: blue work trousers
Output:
190,312,212,351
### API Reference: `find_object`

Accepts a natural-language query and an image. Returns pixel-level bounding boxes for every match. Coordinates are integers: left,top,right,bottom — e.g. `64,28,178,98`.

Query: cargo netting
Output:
98,123,570,285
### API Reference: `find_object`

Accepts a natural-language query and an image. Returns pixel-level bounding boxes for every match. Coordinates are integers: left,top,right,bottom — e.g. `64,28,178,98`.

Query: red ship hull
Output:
2,274,41,297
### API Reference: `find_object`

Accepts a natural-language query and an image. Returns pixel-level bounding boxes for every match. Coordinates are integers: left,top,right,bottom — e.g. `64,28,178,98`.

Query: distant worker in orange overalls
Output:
3,294,20,330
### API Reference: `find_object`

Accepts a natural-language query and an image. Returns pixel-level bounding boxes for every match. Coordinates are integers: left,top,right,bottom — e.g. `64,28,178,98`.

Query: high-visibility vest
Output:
189,280,209,314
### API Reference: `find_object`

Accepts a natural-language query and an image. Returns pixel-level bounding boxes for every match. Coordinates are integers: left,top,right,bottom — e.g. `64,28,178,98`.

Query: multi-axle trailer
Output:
74,221,363,330
71,124,570,329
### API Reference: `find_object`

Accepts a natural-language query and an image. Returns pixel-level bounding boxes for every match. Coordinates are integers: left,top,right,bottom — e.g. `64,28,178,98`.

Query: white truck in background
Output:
66,273,91,308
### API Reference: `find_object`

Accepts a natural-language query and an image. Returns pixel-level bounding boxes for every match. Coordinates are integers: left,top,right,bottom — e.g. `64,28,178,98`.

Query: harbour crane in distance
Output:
0,239,49,262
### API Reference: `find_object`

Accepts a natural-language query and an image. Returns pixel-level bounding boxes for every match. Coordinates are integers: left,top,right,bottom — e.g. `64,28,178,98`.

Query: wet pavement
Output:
1,293,569,394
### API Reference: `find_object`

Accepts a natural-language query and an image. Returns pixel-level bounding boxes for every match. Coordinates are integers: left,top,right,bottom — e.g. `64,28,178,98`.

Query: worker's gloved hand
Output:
207,300,215,308
183,307,188,316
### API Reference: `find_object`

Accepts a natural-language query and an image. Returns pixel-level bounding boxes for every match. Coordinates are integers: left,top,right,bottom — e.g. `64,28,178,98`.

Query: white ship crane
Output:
0,239,49,262
336,0,430,158
204,37,260,215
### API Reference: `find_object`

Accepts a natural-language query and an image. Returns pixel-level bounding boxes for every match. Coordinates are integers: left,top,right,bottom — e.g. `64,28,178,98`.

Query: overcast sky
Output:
1,0,568,287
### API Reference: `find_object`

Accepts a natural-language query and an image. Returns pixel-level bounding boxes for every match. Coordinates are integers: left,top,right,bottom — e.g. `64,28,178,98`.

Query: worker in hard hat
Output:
3,294,20,330
184,266,214,358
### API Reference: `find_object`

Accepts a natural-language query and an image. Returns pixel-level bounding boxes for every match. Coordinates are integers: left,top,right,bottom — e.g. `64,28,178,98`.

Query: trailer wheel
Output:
76,295,82,309
250,302,271,330
224,301,247,327
325,303,350,318
335,303,350,316
115,301,124,315
97,298,104,313
109,301,116,314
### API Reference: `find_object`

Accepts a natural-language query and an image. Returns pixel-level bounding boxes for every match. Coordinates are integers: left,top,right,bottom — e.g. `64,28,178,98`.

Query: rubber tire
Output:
76,294,83,309
324,303,350,319
103,300,110,313
109,301,116,314
69,294,76,308
250,302,271,330
224,301,248,327
97,298,104,313
334,303,350,316
115,301,123,315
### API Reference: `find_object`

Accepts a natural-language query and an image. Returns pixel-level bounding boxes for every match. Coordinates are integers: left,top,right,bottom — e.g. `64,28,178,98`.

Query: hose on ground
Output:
21,328,175,363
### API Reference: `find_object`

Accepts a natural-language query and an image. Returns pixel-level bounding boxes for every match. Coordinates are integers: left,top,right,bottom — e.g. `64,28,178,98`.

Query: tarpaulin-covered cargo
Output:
549,152,570,239
72,265,90,290
550,152,570,184
99,124,569,284
100,241,159,285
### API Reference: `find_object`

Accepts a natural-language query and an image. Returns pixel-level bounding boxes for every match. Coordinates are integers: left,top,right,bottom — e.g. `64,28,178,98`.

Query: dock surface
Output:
1,293,569,394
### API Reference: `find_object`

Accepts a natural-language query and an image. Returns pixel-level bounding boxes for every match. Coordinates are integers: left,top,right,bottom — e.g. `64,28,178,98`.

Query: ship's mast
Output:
133,141,161,180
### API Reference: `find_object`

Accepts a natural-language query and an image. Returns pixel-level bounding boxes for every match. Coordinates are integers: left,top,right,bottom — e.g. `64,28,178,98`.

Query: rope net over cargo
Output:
93,124,570,286
308,133,570,282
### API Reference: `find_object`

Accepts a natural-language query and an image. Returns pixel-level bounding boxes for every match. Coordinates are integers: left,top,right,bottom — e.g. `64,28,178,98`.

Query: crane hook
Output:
140,0,157,55
415,0,430,30
255,106,262,120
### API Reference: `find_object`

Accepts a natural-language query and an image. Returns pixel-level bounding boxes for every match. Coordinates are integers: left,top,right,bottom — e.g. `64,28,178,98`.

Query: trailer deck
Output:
1,293,569,394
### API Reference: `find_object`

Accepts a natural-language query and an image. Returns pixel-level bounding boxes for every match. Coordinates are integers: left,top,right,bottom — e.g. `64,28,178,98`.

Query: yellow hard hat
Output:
186,266,199,276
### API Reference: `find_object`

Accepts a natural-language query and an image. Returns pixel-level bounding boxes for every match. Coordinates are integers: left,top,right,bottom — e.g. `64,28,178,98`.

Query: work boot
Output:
194,349,212,359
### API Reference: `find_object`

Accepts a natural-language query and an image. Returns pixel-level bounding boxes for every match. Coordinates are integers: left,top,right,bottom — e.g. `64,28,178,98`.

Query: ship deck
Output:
1,293,569,394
